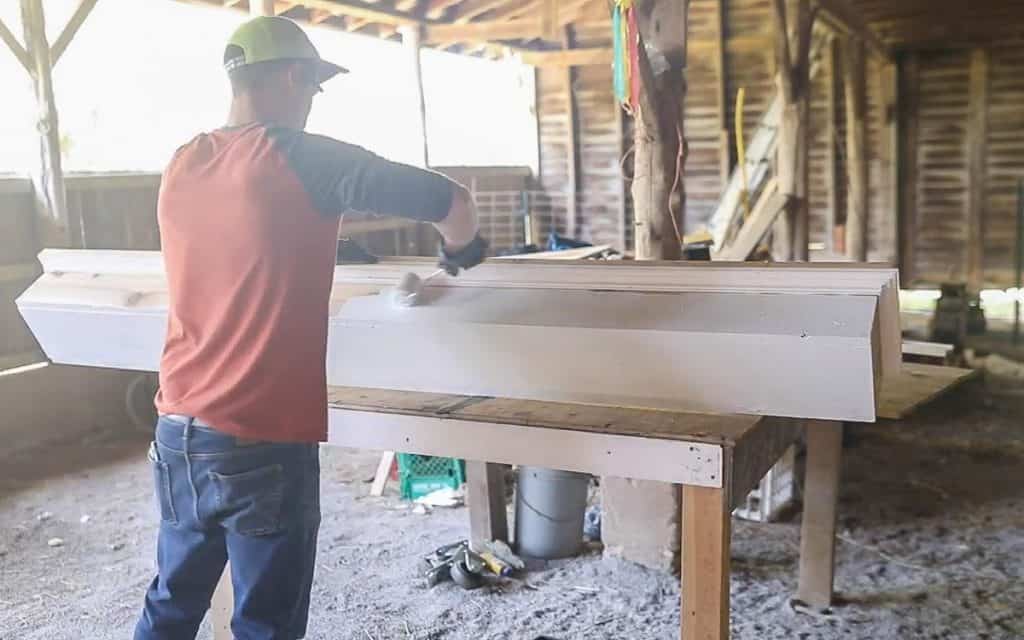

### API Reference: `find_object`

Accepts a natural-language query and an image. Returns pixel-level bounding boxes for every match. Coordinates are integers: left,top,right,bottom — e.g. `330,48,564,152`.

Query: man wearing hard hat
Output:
134,16,486,640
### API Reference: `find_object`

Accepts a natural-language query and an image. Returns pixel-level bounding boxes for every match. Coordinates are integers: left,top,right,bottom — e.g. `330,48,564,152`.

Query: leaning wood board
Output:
31,249,902,377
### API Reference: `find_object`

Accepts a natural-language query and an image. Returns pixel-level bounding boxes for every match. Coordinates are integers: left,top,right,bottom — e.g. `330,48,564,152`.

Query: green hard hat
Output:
224,16,347,84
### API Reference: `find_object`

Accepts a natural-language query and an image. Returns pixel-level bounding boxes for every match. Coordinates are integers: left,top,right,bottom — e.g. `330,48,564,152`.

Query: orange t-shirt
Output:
155,124,453,442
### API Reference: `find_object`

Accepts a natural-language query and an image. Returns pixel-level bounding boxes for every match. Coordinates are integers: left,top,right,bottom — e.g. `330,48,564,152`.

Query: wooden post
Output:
681,485,731,640
631,0,690,261
843,37,868,262
966,49,989,292
898,52,919,284
466,460,509,548
20,0,73,248
824,37,839,253
796,419,842,611
251,0,276,16
399,25,430,168
563,27,579,239
772,0,813,262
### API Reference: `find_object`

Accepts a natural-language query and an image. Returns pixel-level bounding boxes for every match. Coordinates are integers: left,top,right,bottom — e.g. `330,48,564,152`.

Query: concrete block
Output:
601,476,680,574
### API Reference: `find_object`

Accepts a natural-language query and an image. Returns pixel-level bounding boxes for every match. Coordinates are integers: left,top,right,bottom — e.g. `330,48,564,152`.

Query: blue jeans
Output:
134,417,321,640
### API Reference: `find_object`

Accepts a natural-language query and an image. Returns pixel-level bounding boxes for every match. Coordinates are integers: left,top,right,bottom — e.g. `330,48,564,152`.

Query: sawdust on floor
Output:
1,376,1023,639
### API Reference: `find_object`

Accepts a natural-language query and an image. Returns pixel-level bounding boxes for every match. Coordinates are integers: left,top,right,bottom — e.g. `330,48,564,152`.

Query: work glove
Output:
438,233,488,276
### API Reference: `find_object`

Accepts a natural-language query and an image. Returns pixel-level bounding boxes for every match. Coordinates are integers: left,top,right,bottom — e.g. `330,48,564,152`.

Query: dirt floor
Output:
2,375,1024,640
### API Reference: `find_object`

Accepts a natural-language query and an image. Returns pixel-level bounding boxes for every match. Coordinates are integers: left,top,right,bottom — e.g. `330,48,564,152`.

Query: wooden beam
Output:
424,18,542,44
966,48,988,292
424,0,466,19
20,0,72,247
681,485,731,640
399,25,430,167
50,0,99,66
898,52,919,284
296,0,421,27
715,179,788,261
796,419,842,611
814,0,891,62
843,37,868,262
0,15,30,72
518,47,611,67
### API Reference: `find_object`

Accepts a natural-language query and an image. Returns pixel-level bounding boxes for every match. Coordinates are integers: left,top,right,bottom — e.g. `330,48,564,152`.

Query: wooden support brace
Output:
50,0,99,67
796,419,842,611
0,15,30,71
682,485,731,640
466,461,508,548
843,37,868,262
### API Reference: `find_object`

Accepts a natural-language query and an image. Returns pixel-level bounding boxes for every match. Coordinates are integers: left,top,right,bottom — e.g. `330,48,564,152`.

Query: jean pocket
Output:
209,464,285,536
148,443,178,525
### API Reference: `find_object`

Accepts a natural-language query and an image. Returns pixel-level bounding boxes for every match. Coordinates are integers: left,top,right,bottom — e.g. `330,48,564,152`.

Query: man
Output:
135,16,486,640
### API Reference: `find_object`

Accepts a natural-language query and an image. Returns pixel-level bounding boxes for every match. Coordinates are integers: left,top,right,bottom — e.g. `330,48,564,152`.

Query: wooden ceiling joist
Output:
424,18,543,44
0,15,30,71
814,0,891,60
294,0,421,27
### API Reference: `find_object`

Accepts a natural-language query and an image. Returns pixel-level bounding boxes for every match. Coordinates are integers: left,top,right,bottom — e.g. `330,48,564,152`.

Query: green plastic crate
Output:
397,453,466,500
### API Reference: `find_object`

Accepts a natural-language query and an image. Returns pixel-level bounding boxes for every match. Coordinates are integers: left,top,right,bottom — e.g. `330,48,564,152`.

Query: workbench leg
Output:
210,563,232,640
681,485,731,640
796,419,843,610
466,461,508,548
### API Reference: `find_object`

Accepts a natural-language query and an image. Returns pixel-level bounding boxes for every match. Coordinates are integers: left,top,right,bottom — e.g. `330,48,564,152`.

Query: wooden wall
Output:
901,43,1024,288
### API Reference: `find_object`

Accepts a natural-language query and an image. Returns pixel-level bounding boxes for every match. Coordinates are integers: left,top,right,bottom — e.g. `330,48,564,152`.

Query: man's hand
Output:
439,233,488,275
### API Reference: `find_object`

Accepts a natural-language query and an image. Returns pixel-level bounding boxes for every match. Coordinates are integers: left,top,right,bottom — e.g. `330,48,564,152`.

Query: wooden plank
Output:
795,419,842,611
898,52,919,284
0,15,29,71
424,19,542,44
295,0,421,27
340,217,417,235
901,340,953,360
369,451,395,496
877,362,978,420
328,288,881,422
681,485,731,640
843,37,868,261
24,249,903,383
329,386,763,444
327,405,726,486
466,461,509,547
50,0,99,66
966,49,989,291
714,0,729,190
715,179,787,260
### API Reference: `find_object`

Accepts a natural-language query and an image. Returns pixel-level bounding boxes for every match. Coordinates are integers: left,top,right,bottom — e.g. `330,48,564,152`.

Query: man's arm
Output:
269,129,480,252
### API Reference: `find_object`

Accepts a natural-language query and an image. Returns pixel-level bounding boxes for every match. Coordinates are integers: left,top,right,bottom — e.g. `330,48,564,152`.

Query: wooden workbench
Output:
324,387,804,640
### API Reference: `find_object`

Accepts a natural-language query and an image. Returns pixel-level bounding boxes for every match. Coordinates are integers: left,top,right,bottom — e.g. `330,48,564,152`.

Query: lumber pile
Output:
18,250,900,422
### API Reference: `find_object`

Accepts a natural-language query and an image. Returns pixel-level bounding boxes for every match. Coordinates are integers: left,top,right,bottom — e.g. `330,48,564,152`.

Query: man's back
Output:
156,124,339,442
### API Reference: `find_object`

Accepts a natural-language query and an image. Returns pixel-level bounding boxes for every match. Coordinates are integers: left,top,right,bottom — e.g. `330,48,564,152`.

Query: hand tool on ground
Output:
419,540,489,590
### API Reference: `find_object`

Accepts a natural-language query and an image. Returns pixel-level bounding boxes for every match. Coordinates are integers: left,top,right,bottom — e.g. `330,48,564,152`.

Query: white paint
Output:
328,408,725,487
18,250,889,420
